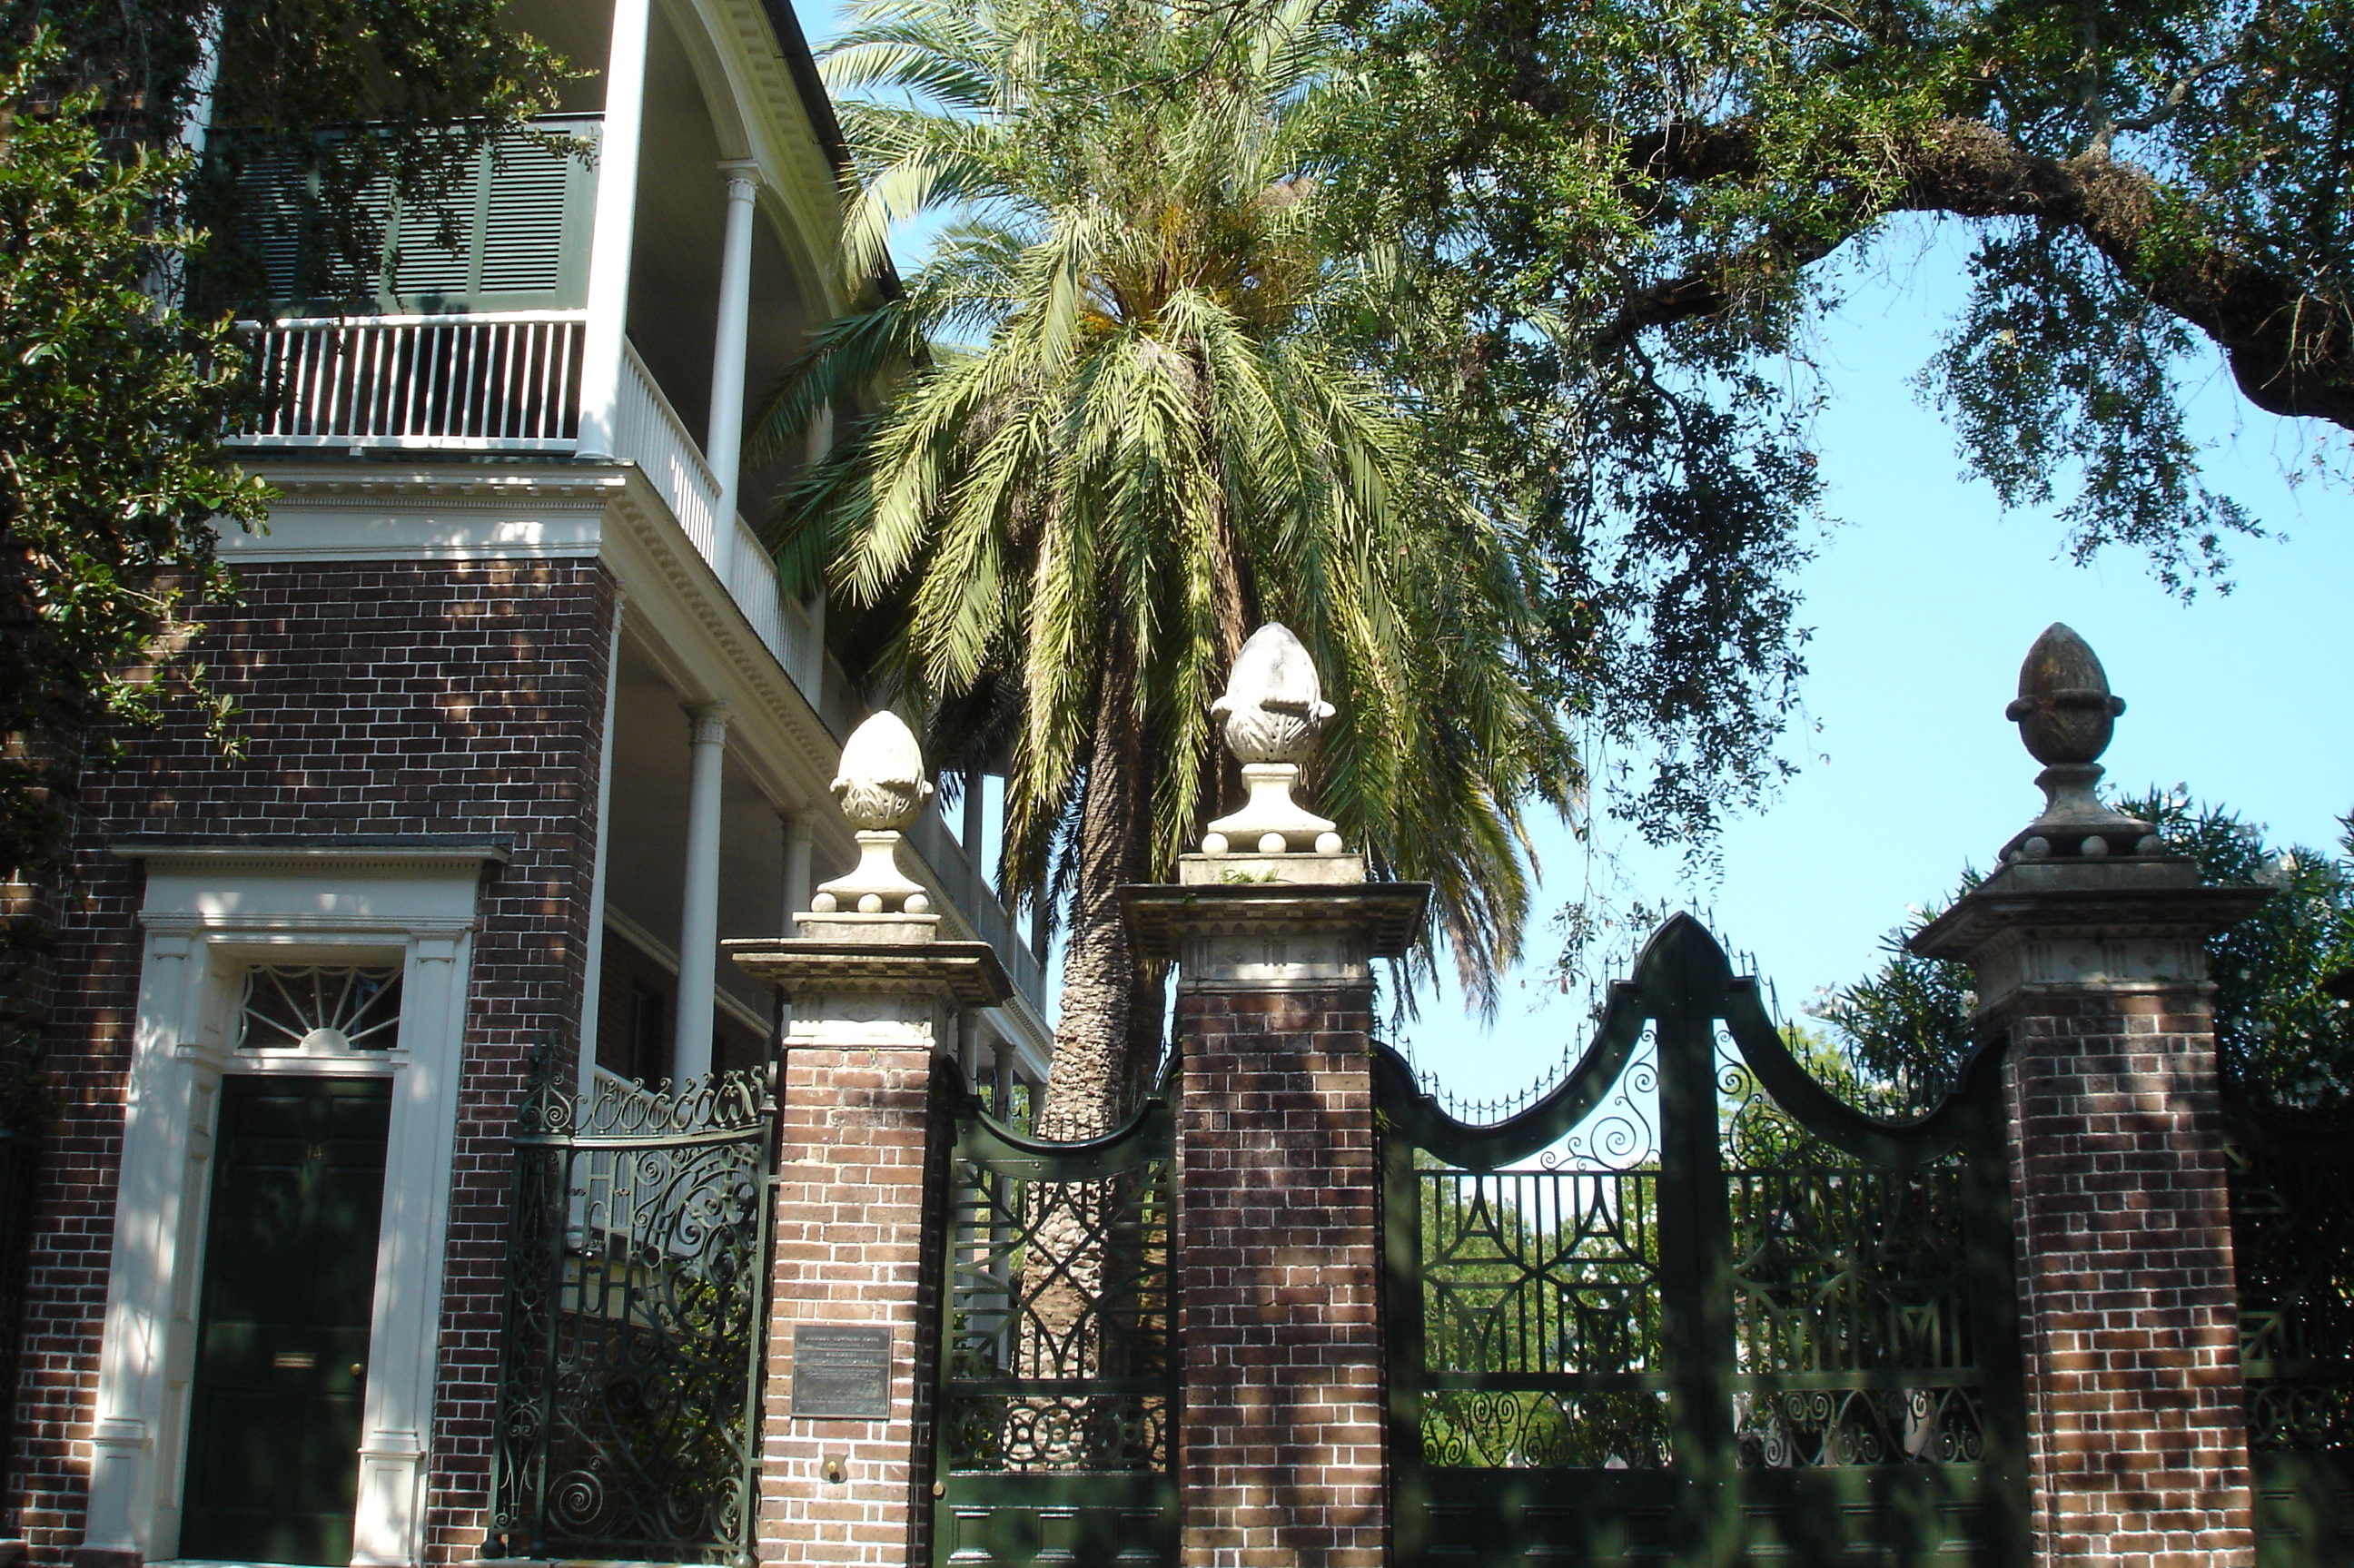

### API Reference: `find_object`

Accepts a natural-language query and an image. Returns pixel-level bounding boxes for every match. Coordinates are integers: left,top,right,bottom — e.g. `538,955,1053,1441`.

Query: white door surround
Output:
84,841,505,1568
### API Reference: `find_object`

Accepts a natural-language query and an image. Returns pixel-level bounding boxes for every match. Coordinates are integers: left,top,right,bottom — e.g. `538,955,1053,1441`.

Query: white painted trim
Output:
578,595,628,1104
707,163,762,527
672,705,733,1082
86,851,493,1568
575,0,654,459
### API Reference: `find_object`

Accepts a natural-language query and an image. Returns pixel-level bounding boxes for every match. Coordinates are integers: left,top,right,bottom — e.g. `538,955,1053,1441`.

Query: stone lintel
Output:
725,933,1012,1009
1910,857,2270,1011
1122,880,1430,988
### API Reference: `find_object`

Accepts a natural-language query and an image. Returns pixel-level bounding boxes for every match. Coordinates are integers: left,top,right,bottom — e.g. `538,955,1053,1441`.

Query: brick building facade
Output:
0,4,1052,1565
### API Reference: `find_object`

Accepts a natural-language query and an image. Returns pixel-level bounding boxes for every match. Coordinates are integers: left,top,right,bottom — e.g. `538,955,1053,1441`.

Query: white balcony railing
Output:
242,312,584,449
909,808,1045,1004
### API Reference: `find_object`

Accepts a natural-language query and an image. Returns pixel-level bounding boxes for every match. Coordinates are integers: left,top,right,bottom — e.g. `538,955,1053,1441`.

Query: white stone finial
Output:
1202,625,1346,858
811,711,935,916
832,710,932,829
1212,624,1334,764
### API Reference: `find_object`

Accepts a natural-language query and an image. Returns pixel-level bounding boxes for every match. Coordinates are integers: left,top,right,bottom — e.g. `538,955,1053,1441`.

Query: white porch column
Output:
574,0,652,460
782,812,816,937
576,593,626,1102
707,162,762,526
673,704,731,1081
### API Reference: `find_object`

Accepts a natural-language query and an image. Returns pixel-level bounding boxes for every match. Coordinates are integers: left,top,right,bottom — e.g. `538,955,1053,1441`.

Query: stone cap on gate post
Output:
1120,624,1430,984
727,709,1010,1021
1910,623,2268,1009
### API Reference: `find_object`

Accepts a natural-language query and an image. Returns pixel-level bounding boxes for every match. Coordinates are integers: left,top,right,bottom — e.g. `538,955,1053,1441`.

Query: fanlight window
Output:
240,966,404,1055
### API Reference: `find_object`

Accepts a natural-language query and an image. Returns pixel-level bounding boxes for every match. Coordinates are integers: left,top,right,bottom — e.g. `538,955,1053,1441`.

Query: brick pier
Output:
1126,875,1428,1568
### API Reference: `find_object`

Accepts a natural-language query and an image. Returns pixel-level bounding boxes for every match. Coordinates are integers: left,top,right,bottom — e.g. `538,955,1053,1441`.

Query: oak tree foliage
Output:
1336,0,2354,614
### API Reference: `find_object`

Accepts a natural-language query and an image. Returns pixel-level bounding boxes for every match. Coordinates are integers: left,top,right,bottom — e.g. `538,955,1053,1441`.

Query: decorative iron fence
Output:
932,1067,1176,1568
2227,1095,2354,1568
1382,914,2025,1568
490,1058,776,1565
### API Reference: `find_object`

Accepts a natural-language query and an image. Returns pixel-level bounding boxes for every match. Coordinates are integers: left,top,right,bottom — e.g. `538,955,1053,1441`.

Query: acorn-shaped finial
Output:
810,711,935,916
1996,624,2160,863
2004,623,2126,766
831,711,933,831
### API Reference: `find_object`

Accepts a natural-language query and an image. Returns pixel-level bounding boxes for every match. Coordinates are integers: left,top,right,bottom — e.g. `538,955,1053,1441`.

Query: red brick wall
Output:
1172,986,1385,1568
8,558,614,1565
757,1034,945,1566
1992,984,2256,1568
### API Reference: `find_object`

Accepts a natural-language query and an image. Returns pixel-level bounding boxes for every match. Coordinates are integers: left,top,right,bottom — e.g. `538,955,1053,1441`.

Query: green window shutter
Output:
236,147,305,298
232,117,598,312
479,138,574,294
385,151,483,301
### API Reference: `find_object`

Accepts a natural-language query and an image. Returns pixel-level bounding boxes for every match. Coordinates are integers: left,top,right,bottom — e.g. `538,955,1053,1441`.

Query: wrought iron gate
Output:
2228,1095,2354,1567
490,1059,776,1565
1380,914,2026,1568
932,1070,1176,1567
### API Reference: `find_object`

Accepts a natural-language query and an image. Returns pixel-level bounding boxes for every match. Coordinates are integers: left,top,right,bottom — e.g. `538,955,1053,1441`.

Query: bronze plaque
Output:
791,1324,894,1419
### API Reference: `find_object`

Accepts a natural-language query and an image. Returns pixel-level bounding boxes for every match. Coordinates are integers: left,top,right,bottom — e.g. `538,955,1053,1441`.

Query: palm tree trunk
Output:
1038,641,1161,1140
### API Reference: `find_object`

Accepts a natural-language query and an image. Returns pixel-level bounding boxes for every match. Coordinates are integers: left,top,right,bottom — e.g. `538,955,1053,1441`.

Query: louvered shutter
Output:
235,148,304,296
232,116,596,311
386,149,483,300
479,138,572,294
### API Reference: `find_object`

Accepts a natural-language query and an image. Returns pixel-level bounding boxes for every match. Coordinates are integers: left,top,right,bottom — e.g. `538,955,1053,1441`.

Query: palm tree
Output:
754,0,1578,1138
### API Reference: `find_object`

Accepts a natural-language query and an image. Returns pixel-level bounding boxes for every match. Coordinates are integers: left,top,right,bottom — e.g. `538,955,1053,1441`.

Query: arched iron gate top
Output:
1376,912,2007,1170
1381,912,2027,1568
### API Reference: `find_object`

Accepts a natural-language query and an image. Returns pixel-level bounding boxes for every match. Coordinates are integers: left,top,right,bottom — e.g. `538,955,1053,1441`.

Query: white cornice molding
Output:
240,460,628,507
703,0,851,313
138,913,480,939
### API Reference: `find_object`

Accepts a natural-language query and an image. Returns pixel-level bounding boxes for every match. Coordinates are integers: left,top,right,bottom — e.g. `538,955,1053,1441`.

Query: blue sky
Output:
792,3,2353,1100
1402,225,2354,1101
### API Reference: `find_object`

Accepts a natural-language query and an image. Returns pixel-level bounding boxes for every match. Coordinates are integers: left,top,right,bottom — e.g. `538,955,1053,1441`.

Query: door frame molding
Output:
85,843,502,1568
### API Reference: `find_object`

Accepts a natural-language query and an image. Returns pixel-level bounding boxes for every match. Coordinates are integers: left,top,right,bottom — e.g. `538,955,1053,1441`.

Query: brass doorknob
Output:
350,1364,366,1378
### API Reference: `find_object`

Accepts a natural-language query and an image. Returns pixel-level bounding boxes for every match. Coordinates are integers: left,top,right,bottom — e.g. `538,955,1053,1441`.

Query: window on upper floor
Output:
218,118,600,315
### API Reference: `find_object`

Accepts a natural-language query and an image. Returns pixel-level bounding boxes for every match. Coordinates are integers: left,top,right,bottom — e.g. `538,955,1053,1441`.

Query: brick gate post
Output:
1122,621,1430,1568
727,715,1010,1568
1914,626,2269,1568
1125,869,1427,1568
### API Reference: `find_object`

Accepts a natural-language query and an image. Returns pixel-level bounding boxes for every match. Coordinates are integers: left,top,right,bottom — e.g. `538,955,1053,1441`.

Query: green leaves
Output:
0,43,271,878
1818,792,2354,1113
758,0,1583,1020
0,4,569,883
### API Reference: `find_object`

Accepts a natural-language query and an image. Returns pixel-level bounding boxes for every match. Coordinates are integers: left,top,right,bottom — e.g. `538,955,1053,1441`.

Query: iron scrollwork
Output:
1723,1040,1991,1472
491,1056,776,1566
1383,913,2023,1568
941,1090,1175,1475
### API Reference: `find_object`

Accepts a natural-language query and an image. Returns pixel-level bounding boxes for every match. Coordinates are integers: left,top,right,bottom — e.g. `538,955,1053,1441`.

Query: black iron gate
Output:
931,1070,1177,1568
490,1058,776,1564
2228,1095,2354,1567
1380,914,2026,1568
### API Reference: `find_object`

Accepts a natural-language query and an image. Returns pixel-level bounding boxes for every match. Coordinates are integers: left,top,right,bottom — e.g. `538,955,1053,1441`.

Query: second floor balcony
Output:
216,45,1043,1011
